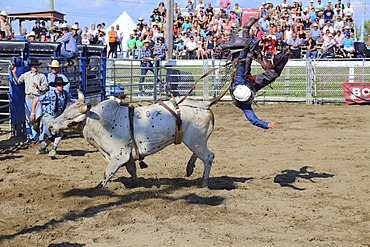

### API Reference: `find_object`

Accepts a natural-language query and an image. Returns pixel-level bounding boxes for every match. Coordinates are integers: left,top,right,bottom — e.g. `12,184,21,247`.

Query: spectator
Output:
96,29,106,45
0,11,13,40
196,35,206,59
308,23,321,42
337,0,345,9
32,20,43,39
186,0,195,14
26,31,36,42
206,35,217,58
73,22,82,35
195,0,206,14
139,39,154,92
342,33,355,55
206,2,215,16
322,29,332,42
333,16,344,33
40,21,48,36
334,29,344,46
344,17,354,33
31,76,75,157
186,36,197,59
283,25,293,42
258,15,269,33
137,18,144,31
71,24,81,45
39,33,48,42
343,2,353,19
157,2,166,16
10,58,48,142
322,20,334,34
88,23,98,44
333,3,343,18
315,0,325,12
233,3,242,22
153,37,167,61
81,33,90,45
323,4,335,23
126,33,136,58
219,0,231,14
57,24,78,66
321,33,336,52
305,37,318,59
175,39,185,59
108,25,117,58
287,32,302,58
297,26,307,45
275,37,287,52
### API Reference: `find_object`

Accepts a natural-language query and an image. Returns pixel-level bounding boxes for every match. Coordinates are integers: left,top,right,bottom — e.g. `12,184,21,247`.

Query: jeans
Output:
306,50,318,59
25,96,42,141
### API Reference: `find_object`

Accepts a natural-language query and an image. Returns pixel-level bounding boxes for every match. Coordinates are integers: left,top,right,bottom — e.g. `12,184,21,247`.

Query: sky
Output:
0,0,368,34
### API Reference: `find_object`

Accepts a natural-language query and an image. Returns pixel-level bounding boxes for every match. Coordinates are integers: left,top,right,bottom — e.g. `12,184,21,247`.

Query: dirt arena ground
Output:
0,103,369,247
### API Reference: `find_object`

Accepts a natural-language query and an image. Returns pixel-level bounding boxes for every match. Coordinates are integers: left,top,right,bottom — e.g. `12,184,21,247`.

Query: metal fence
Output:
106,58,370,105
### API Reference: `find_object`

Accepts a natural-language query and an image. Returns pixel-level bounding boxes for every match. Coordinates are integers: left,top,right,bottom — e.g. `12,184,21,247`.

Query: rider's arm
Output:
240,103,269,129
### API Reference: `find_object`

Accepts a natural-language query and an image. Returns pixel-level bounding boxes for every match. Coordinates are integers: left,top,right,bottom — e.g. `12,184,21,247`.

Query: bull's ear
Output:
77,90,85,102
67,114,86,127
79,103,91,114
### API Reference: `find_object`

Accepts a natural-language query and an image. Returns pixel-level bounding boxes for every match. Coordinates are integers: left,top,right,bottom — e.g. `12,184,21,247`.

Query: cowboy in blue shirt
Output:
56,24,78,66
30,76,75,157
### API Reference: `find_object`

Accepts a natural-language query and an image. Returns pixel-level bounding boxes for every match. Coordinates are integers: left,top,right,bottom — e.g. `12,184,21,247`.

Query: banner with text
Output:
342,82,370,104
241,8,260,27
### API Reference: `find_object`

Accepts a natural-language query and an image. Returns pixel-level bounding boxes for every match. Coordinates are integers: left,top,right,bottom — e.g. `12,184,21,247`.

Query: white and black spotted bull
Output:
50,91,220,188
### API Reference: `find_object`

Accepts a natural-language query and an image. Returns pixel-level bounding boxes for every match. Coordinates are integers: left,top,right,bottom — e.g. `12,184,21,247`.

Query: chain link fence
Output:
105,58,370,105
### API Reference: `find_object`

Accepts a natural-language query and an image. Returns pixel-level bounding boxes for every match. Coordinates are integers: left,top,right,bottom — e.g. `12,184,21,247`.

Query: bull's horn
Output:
77,90,85,102
79,103,92,113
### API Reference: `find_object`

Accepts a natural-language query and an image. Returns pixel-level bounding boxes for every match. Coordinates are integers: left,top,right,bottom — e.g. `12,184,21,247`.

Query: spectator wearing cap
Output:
301,8,310,28
322,32,336,52
40,21,48,36
137,18,144,31
342,33,355,55
175,39,185,59
56,25,78,66
10,58,48,142
74,22,82,36
153,37,167,61
32,20,43,39
182,17,192,32
31,76,75,157
323,4,335,23
139,39,154,92
309,23,322,42
0,11,13,39
126,33,136,58
71,24,82,45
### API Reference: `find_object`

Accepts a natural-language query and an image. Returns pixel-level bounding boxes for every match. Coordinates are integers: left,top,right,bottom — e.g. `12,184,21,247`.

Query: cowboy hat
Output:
28,58,42,66
143,39,151,43
48,60,62,68
71,24,79,30
49,76,69,87
26,31,36,38
0,10,8,16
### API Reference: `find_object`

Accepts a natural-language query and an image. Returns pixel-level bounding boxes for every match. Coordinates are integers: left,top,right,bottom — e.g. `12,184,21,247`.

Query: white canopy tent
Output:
104,11,137,54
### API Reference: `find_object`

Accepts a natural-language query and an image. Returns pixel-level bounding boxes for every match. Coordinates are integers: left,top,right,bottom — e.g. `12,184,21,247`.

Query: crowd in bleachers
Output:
1,0,369,60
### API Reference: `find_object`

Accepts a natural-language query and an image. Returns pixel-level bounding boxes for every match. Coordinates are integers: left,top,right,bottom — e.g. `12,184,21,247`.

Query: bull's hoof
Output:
186,164,195,177
139,161,148,169
201,179,209,188
95,182,105,190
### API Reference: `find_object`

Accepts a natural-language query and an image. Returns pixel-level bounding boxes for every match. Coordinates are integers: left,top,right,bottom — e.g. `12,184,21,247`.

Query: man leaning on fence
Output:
10,58,48,142
139,39,155,92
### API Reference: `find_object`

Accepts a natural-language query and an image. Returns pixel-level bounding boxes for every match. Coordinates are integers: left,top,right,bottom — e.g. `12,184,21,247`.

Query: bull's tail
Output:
208,80,232,108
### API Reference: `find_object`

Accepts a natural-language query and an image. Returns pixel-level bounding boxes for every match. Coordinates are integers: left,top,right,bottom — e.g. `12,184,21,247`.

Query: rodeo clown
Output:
30,76,75,157
228,17,290,129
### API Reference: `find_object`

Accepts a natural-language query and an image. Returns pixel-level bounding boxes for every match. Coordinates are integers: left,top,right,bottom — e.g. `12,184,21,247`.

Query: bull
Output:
50,91,217,188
